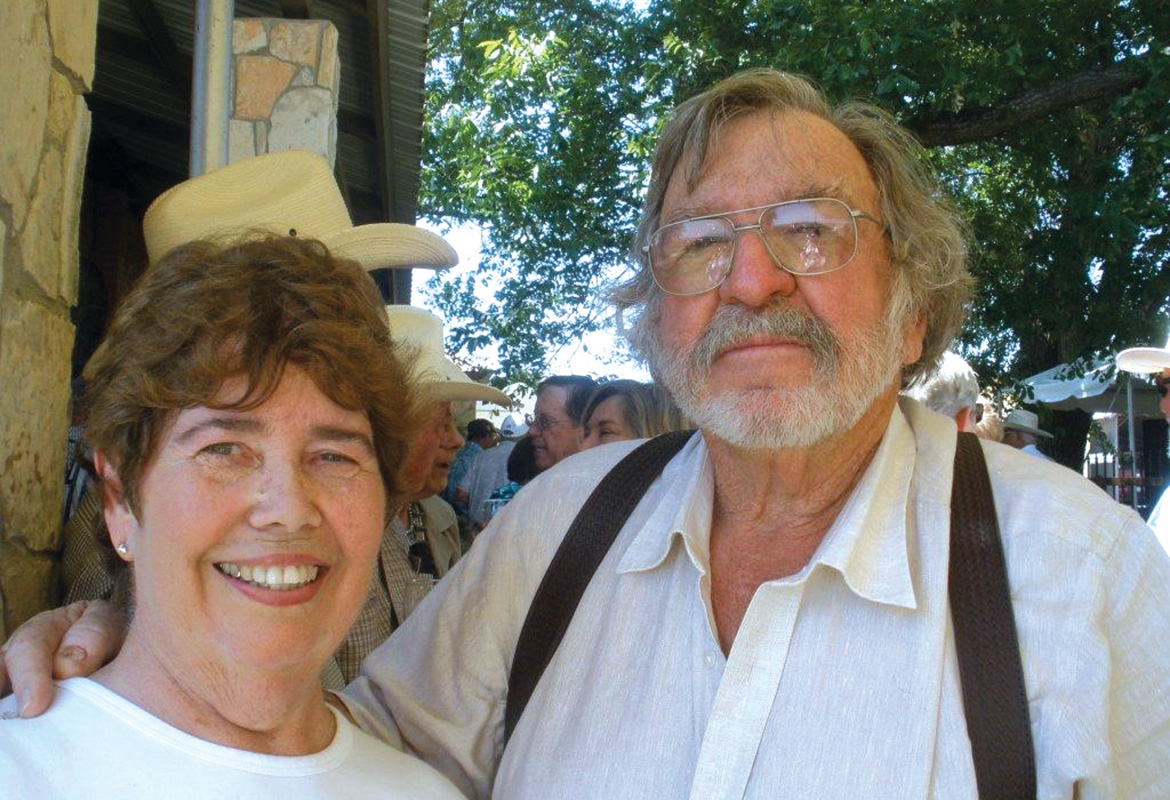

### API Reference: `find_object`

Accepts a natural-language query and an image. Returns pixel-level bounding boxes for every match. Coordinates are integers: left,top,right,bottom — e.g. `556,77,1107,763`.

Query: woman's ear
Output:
93,451,137,558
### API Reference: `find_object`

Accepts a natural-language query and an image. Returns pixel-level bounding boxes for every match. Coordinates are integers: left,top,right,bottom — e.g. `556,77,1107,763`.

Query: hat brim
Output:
1116,347,1170,374
324,223,458,271
421,380,511,406
1003,422,1054,438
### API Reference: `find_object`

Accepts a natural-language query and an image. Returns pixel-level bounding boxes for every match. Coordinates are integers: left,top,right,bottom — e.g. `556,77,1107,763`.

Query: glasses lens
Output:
649,218,735,295
760,199,858,275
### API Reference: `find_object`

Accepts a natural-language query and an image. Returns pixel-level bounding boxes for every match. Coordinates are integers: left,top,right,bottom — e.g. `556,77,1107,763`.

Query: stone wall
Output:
229,18,340,166
0,0,98,637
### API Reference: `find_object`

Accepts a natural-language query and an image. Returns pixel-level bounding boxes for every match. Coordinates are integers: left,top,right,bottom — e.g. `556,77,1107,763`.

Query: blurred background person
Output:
458,414,528,532
444,418,497,515
1002,408,1054,460
580,379,690,449
327,307,510,685
527,375,597,470
482,436,541,527
1116,331,1170,549
902,351,980,432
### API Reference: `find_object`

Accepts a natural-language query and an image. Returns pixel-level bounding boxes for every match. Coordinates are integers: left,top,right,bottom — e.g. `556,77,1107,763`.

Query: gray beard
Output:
649,301,905,450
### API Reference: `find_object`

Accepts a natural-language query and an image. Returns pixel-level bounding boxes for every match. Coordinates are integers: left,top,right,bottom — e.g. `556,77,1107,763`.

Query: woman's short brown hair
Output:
84,234,419,514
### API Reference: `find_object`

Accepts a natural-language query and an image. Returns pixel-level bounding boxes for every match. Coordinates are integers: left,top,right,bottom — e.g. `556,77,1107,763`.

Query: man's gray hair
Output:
611,68,973,386
904,350,980,420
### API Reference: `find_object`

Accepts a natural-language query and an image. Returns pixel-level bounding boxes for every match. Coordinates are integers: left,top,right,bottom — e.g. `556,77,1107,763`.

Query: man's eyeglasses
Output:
1156,377,1170,398
642,197,882,296
529,413,570,432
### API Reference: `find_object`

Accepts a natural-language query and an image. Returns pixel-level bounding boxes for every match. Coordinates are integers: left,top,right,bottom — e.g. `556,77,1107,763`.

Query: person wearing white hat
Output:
1117,332,1170,549
1001,408,1054,461
328,306,511,686
457,413,531,531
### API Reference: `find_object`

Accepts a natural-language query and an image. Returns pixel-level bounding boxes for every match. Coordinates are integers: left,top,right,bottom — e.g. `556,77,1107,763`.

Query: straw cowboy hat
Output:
386,306,510,406
1002,409,1053,439
1116,332,1170,374
141,150,458,271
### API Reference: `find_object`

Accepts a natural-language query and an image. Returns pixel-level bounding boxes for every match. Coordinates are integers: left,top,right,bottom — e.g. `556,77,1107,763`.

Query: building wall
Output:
0,0,99,637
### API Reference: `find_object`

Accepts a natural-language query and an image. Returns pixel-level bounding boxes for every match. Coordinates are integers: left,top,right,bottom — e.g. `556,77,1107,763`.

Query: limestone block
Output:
0,299,72,550
229,118,257,164
46,68,78,141
0,216,7,298
234,55,297,121
268,87,333,161
233,18,267,54
46,0,98,91
0,1,52,231
268,20,321,68
317,24,339,93
22,139,65,298
293,66,315,87
59,95,90,306
256,121,269,154
0,552,57,633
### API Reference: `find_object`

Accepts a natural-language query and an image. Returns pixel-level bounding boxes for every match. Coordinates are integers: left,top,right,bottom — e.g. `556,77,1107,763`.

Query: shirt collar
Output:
616,407,919,611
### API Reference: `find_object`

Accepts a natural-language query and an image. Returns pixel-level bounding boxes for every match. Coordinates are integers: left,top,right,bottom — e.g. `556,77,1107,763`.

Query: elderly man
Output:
1116,332,1170,550
6,70,1170,798
527,374,597,470
1001,408,1054,460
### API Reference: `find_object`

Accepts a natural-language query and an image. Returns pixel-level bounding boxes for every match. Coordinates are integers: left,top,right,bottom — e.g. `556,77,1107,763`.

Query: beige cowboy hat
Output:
1116,332,1170,374
1002,408,1053,439
141,150,458,271
387,306,510,406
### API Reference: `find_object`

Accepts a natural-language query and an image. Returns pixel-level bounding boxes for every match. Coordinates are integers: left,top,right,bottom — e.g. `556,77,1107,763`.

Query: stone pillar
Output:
229,18,340,166
0,0,98,637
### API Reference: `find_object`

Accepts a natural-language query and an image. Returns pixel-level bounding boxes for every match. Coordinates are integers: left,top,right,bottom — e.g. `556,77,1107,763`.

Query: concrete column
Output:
0,0,98,636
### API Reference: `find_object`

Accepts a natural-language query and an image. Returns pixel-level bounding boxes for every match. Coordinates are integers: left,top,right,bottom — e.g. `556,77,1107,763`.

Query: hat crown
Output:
143,151,351,264
1004,409,1040,428
384,306,511,406
500,414,528,438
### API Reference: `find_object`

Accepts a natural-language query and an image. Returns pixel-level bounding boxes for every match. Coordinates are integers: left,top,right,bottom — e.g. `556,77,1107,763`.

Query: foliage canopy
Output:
419,0,1170,398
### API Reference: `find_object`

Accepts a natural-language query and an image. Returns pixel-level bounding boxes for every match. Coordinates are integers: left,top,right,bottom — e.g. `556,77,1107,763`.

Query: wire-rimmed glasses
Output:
643,197,882,296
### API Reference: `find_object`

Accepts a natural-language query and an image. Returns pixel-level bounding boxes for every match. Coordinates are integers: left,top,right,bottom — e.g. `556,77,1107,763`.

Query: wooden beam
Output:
125,0,192,104
365,0,407,302
279,0,313,19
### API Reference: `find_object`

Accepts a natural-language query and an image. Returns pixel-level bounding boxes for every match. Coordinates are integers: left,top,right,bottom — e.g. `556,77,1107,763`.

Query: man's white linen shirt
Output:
343,398,1170,800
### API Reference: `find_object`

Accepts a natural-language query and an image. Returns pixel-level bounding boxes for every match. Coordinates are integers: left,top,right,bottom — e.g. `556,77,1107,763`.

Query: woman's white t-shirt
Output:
0,677,464,799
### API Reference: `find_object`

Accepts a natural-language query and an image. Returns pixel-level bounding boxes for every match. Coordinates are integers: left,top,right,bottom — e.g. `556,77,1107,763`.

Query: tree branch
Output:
909,64,1147,147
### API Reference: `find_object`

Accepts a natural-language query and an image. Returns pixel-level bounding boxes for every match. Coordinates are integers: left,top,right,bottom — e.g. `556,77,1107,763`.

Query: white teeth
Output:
216,563,319,590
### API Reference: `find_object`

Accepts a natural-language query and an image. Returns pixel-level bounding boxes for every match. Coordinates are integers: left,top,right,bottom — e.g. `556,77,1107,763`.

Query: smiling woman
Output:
0,155,465,798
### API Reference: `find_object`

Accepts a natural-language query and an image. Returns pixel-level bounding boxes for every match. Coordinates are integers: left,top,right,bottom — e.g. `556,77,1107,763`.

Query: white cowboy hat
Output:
141,150,458,271
386,306,510,406
1002,408,1053,439
499,414,529,438
1116,332,1170,374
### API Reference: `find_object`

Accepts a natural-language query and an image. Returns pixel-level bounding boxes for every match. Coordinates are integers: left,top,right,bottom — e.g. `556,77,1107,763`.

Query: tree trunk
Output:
1046,408,1092,472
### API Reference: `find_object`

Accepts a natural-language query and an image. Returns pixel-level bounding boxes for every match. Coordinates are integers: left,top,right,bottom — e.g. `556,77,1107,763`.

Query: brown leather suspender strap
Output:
504,430,694,743
504,429,1036,799
950,431,1037,798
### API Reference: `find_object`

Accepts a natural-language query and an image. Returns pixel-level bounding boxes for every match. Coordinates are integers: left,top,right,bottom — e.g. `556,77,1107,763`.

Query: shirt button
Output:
703,653,716,669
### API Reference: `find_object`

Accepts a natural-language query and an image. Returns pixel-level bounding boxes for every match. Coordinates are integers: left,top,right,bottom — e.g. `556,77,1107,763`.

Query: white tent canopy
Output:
1023,360,1161,416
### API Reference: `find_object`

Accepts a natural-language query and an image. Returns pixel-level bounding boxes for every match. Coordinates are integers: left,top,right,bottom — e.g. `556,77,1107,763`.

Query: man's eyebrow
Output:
174,416,264,443
663,182,849,223
310,425,377,453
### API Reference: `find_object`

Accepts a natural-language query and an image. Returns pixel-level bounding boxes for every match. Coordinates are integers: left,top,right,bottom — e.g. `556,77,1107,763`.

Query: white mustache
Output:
689,303,840,373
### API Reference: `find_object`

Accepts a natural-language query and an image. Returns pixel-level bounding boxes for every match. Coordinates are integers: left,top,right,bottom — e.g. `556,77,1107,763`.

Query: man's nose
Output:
717,227,797,307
